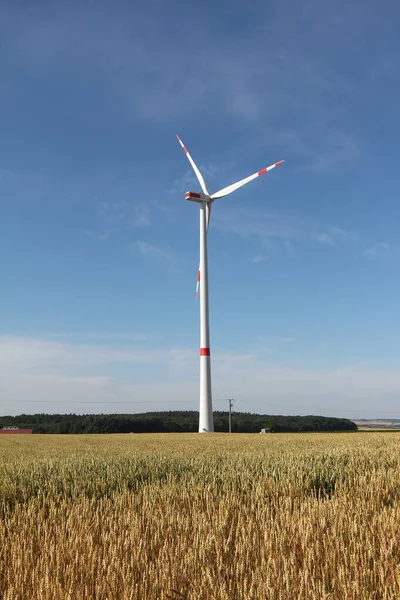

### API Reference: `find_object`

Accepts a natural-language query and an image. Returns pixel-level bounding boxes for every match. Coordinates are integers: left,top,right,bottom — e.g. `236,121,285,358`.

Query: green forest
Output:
0,412,357,434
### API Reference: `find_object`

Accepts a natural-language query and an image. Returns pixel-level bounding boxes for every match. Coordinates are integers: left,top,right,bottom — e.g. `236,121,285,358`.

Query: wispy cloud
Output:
316,232,334,245
283,240,297,258
99,200,128,223
365,242,400,257
213,207,356,253
85,229,110,241
213,207,309,243
2,0,373,173
315,227,356,246
289,130,360,174
0,336,259,382
248,335,294,354
331,227,356,242
169,170,199,196
251,254,269,264
170,160,232,196
99,200,151,229
0,167,48,205
132,240,177,265
133,204,151,227
0,335,191,372
43,332,151,342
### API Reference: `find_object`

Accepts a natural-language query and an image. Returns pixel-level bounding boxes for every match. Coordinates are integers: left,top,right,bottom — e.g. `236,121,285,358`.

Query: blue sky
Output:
1,0,400,418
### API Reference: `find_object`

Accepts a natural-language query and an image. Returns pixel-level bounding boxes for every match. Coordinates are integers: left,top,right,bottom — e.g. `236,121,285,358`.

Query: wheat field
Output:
1,432,400,599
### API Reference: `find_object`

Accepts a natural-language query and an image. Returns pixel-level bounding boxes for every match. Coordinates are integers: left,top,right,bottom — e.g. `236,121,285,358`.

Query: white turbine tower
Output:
176,135,284,433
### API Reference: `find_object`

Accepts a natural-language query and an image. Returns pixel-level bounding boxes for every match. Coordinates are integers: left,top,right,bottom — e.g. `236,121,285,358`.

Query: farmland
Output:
1,432,400,599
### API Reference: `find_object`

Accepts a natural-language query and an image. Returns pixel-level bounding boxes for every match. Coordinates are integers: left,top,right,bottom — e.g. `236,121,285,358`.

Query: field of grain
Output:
1,432,400,599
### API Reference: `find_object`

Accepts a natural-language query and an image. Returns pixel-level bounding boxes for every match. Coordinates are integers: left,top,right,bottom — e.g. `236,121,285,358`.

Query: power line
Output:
0,398,228,406
1,397,400,417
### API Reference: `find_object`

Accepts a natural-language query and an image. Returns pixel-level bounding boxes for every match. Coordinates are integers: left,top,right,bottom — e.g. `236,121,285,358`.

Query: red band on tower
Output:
200,348,210,356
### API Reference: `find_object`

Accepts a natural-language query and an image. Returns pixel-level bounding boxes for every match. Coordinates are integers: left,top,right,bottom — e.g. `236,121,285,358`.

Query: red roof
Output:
0,429,33,434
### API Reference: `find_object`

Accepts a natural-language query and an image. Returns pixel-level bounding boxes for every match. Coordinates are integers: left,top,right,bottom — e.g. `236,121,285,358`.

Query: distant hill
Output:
354,419,400,430
0,412,357,434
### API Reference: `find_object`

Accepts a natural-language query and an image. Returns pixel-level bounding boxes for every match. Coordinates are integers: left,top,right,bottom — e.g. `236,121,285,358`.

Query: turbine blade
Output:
195,269,200,301
210,160,284,200
176,134,210,196
206,202,212,231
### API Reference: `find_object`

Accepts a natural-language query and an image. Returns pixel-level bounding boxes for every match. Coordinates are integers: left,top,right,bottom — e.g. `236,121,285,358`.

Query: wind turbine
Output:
176,134,284,432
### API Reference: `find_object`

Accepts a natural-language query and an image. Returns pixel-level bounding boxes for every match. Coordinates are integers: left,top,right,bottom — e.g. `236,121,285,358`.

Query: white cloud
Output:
1,335,400,417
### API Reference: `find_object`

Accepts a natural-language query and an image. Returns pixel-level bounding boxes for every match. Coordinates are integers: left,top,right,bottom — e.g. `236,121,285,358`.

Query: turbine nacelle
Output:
185,191,210,203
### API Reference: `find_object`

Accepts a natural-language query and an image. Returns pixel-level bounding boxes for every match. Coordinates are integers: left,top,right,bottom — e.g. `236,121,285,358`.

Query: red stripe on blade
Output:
258,168,267,176
183,146,188,154
200,348,210,356
197,270,200,281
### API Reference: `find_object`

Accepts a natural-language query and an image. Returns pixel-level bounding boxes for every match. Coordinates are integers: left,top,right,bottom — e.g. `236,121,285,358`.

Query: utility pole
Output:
228,398,234,433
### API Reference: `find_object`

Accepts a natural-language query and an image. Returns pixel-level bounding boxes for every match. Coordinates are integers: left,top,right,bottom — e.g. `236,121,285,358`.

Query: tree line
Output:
0,412,357,434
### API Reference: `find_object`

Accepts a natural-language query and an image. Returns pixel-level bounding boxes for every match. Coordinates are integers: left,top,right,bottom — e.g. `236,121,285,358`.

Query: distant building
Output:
0,427,33,434
260,428,271,434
